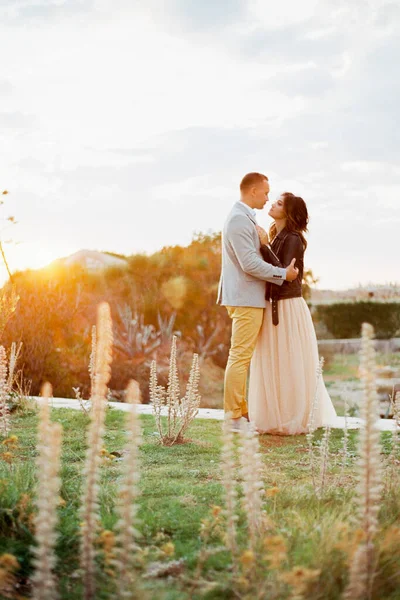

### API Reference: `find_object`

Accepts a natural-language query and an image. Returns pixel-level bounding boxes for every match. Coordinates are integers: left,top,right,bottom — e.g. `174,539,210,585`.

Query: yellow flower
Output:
98,530,116,555
1,452,13,463
2,435,18,446
211,505,222,518
280,565,320,589
161,542,175,557
236,576,250,589
266,487,280,497
99,530,115,542
263,535,287,568
0,554,20,571
240,550,255,567
263,535,286,552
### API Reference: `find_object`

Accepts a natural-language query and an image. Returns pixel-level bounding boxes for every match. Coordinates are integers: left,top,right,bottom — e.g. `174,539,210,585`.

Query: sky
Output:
0,0,399,290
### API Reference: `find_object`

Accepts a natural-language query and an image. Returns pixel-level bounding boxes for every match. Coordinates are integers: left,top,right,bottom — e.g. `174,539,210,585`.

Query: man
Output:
217,172,299,431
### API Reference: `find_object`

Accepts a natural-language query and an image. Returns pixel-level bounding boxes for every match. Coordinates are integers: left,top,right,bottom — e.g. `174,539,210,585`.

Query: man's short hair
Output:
240,172,269,192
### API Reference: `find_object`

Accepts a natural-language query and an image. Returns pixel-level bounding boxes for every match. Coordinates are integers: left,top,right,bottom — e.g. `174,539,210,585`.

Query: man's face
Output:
252,179,270,209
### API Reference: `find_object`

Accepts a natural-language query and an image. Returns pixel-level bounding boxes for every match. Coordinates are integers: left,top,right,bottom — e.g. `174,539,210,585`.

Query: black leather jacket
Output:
261,228,304,325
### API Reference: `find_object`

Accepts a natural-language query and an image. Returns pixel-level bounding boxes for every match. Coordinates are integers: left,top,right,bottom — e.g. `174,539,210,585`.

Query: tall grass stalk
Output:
344,323,382,600
79,302,113,600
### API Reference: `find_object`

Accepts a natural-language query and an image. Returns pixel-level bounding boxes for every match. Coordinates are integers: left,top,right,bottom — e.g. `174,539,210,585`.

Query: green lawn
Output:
324,352,400,382
1,406,400,600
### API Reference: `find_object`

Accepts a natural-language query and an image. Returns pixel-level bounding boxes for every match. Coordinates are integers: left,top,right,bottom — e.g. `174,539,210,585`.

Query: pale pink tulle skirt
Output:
248,297,337,435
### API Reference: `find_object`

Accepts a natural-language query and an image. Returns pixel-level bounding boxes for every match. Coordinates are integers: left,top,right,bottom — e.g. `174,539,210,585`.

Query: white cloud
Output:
248,0,321,29
0,0,398,290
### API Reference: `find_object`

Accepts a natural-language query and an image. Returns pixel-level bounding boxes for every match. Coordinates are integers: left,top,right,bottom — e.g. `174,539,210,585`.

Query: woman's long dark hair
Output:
269,192,309,249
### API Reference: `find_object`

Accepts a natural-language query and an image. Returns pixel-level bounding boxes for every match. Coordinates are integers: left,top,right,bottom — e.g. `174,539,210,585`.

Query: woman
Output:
248,192,337,435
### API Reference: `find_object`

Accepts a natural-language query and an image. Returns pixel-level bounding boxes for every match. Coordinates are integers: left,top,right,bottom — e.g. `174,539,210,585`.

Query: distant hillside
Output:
51,249,129,271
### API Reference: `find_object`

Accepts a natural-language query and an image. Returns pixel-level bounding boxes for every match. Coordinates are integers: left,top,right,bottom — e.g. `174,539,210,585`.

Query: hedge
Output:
314,301,400,340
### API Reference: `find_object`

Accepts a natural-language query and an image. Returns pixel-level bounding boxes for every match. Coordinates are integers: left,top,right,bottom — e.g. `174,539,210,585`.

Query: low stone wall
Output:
317,337,400,355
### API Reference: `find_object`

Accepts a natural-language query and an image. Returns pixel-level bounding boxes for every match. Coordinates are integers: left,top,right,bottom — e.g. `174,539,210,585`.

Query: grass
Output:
323,352,400,382
1,405,400,599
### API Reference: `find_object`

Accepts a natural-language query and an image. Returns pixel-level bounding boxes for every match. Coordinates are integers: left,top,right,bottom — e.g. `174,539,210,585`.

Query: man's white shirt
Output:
239,199,287,282
239,200,256,220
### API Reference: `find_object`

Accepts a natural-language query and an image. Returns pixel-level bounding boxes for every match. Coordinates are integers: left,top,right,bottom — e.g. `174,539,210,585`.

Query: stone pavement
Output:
31,397,398,432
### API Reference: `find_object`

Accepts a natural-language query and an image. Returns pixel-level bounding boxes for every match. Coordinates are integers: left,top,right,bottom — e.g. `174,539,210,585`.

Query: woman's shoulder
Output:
284,231,305,252
283,231,303,244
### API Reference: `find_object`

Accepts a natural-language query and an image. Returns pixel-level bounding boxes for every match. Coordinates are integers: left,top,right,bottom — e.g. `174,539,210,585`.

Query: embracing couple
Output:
217,172,337,435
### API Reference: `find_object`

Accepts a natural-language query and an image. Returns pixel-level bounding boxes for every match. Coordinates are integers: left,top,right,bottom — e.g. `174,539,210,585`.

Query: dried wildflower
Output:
339,383,350,484
113,380,142,600
89,325,97,398
0,346,10,435
317,424,331,498
79,302,113,600
7,342,22,391
150,336,201,446
239,421,265,550
306,357,325,491
144,559,185,579
31,382,63,600
344,323,383,600
389,386,400,466
221,413,238,555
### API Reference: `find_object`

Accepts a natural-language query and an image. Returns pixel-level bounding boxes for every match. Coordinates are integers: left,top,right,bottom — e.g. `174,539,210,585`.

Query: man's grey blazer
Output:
217,201,287,308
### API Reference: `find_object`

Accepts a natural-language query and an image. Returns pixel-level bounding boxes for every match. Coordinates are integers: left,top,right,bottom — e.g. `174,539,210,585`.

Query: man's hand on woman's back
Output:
285,258,299,282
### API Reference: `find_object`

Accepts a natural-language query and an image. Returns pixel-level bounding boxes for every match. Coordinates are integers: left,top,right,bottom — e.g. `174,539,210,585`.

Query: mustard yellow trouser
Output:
224,306,264,419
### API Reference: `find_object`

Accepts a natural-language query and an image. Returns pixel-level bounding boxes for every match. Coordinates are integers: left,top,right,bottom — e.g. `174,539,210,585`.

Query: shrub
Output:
315,302,400,340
